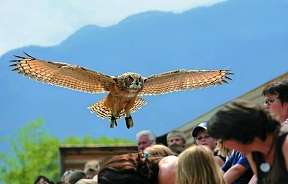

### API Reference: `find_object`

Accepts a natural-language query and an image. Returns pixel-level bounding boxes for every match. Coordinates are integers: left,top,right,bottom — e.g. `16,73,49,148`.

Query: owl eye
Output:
124,75,134,87
127,76,134,83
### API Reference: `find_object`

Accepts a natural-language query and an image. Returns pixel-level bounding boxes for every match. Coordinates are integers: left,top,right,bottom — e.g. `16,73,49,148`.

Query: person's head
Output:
34,175,54,184
98,152,161,184
166,130,186,155
61,170,86,184
144,144,174,157
192,121,217,150
207,100,280,154
262,80,288,122
158,155,178,184
136,130,156,151
176,145,224,184
84,160,100,179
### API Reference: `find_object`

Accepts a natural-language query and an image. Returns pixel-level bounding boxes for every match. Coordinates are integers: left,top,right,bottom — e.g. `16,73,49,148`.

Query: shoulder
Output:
230,151,248,164
232,152,250,168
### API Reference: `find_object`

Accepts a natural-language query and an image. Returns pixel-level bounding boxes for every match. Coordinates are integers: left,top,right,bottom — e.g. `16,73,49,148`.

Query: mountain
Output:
1,0,288,145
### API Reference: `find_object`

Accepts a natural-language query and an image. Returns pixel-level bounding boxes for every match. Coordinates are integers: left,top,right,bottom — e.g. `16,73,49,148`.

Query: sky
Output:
0,0,226,56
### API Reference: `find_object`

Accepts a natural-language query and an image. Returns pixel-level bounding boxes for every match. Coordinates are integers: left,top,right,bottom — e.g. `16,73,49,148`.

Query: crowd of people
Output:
35,80,288,184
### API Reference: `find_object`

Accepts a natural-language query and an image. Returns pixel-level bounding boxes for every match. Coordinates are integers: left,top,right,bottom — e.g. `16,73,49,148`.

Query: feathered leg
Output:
110,116,117,128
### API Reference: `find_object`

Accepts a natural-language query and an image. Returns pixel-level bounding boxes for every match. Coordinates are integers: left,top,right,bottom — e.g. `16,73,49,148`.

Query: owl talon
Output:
125,116,133,129
110,116,117,128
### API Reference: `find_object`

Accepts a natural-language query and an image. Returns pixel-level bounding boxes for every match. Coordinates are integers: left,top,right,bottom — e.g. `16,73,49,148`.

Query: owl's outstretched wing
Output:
139,69,232,96
10,53,116,93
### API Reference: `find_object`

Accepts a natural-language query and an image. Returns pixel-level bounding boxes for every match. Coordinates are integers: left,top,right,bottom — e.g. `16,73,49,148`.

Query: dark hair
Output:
262,80,288,104
34,175,54,184
60,170,86,184
207,101,280,144
98,152,161,184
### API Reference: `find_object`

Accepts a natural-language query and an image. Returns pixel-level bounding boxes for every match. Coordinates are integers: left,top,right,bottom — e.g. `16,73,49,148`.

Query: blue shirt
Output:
222,150,253,184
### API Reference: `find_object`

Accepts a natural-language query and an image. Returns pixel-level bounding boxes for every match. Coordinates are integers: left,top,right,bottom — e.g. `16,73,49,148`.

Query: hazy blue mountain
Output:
1,0,288,146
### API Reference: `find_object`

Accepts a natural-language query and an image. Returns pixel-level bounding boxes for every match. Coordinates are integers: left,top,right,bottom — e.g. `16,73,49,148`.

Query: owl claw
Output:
125,116,133,129
110,116,117,128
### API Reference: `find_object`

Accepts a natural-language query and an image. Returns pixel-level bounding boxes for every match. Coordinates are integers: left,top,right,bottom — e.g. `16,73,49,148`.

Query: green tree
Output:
0,119,60,184
0,119,134,184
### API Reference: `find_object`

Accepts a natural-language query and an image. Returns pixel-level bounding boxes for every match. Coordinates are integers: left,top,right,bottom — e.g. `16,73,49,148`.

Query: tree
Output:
0,119,134,184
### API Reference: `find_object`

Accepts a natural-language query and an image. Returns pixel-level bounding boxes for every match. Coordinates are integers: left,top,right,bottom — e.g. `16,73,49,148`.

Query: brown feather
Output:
10,54,115,93
139,69,232,96
89,97,146,119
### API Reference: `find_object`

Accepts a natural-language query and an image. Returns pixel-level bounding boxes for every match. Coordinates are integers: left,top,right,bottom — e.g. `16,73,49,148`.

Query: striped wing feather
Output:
140,69,232,96
10,54,115,94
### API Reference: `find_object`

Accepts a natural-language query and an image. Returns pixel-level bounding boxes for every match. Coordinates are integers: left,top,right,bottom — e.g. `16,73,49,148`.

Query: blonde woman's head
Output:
177,145,224,184
144,144,174,157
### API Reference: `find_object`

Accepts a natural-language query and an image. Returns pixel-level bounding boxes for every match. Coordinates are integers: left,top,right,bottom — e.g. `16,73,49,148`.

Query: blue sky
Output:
0,0,226,56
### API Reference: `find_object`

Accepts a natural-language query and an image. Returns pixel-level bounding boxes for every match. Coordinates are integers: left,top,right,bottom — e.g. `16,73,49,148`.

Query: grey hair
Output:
136,130,156,143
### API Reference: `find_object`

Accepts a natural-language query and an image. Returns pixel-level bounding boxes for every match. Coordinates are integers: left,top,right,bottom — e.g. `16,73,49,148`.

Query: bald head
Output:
158,156,178,184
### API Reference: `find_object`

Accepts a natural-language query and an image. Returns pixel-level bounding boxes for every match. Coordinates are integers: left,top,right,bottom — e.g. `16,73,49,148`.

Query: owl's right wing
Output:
139,69,232,96
10,53,116,94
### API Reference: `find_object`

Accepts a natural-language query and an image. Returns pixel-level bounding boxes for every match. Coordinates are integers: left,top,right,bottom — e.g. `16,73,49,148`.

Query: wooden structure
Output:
59,145,137,174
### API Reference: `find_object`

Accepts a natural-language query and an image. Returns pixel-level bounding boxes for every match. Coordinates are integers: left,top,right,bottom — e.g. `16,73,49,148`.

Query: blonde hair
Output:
176,145,225,184
214,140,231,159
144,144,174,157
167,130,186,144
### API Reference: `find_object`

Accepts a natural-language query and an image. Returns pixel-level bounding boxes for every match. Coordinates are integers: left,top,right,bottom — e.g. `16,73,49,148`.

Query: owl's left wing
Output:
139,69,232,96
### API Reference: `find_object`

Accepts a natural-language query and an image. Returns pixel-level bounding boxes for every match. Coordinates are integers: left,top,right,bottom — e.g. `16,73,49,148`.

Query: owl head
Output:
117,72,144,91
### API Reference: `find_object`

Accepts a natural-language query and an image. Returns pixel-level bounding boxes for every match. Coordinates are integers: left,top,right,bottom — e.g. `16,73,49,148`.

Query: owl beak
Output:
130,80,142,89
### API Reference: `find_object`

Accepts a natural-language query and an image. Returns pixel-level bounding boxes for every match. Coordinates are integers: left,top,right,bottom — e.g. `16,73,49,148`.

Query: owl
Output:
10,53,232,129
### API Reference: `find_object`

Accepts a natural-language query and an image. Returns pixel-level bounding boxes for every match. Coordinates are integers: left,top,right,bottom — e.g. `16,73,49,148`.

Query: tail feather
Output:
129,98,147,113
88,99,115,119
88,98,147,119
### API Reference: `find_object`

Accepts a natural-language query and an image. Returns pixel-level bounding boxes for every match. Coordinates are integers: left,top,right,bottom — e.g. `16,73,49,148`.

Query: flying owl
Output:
10,53,232,129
